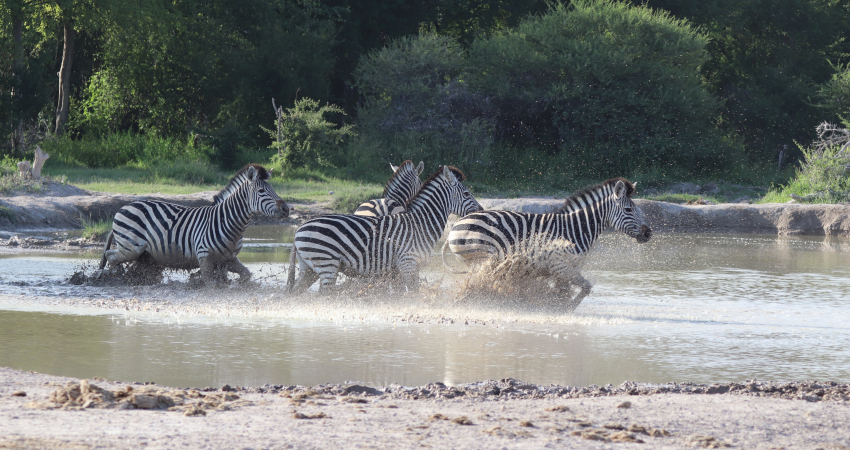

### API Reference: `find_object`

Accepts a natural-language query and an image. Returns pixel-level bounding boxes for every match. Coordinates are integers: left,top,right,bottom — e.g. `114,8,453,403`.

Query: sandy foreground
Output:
0,366,848,450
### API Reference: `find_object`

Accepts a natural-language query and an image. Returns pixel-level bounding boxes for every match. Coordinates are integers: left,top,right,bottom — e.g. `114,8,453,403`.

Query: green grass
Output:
81,217,112,241
42,163,385,207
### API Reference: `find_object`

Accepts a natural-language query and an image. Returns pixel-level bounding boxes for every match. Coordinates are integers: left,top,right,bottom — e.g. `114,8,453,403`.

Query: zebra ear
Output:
442,165,457,183
416,161,424,175
613,180,627,198
390,163,399,172
247,165,257,181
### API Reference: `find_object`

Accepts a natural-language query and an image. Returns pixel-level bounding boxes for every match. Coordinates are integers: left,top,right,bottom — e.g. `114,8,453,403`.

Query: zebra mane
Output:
213,164,271,204
383,160,417,198
557,177,635,213
407,165,466,207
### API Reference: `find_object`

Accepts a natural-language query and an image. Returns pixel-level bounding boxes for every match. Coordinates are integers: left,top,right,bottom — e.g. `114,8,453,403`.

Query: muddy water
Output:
0,231,849,388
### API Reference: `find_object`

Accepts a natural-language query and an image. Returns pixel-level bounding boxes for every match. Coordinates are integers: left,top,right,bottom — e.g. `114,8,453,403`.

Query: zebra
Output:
353,160,424,217
443,177,651,305
99,164,289,286
287,165,483,294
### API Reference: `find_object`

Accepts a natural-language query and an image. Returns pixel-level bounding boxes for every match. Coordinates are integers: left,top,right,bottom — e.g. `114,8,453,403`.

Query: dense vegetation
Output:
2,0,849,194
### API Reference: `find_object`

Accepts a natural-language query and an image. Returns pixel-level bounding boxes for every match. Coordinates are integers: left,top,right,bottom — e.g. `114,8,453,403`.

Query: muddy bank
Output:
477,198,850,237
1,368,849,450
0,182,311,231
3,183,850,236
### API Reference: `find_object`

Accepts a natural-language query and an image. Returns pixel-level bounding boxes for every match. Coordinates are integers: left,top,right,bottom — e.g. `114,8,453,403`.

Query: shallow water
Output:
0,231,849,388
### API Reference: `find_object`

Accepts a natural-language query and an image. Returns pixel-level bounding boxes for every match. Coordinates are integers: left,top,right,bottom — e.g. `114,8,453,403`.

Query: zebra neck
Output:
406,188,450,245
214,189,253,236
559,191,610,253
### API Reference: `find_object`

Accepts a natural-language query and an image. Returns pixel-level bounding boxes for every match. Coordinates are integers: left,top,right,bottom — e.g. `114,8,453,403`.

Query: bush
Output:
351,0,741,181
763,122,850,203
262,98,355,172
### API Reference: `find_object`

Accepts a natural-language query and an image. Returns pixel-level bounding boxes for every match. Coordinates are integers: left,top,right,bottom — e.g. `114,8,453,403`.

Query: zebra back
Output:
353,198,406,217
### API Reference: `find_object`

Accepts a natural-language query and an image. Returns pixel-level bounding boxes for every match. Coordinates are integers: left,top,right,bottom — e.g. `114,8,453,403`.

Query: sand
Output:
1,367,849,450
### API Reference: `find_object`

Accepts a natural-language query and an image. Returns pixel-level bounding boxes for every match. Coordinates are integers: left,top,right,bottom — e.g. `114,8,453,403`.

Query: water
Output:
0,231,848,388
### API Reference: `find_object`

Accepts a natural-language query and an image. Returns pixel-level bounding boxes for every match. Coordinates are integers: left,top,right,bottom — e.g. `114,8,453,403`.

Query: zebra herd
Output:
99,161,652,308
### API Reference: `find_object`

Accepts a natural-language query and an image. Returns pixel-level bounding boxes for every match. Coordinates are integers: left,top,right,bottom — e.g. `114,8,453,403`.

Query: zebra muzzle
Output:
276,200,291,218
635,225,652,243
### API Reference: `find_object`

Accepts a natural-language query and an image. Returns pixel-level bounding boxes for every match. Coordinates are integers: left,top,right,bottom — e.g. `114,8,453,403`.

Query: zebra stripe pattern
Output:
444,178,650,305
354,160,424,217
100,165,289,285
445,178,651,262
288,165,482,293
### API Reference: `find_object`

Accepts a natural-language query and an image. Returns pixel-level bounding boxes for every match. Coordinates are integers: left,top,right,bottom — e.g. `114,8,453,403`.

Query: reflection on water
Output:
0,231,848,388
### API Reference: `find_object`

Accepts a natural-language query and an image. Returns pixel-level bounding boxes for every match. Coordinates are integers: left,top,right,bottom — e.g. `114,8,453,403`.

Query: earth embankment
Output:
477,198,850,237
2,184,850,236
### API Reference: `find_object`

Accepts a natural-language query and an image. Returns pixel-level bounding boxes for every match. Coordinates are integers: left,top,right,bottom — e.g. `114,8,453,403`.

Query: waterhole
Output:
0,229,848,388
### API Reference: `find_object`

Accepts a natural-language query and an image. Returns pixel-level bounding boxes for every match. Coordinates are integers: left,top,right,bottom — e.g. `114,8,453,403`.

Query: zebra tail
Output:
440,239,468,274
99,230,114,270
286,245,297,293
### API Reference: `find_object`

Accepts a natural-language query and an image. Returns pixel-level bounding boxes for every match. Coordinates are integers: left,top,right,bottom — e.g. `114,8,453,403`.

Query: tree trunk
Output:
55,20,75,136
32,145,50,179
12,16,23,73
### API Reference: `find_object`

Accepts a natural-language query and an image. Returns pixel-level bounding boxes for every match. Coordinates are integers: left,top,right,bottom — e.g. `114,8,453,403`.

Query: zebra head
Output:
384,160,425,204
241,165,290,218
605,178,651,243
428,165,483,216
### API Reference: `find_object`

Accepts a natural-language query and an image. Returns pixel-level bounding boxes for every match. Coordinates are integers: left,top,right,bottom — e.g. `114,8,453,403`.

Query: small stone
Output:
604,422,625,430
617,401,632,409
293,412,326,419
12,391,26,397
519,420,534,427
429,413,449,421
545,405,569,412
609,431,643,443
221,384,234,392
577,421,592,427
452,416,473,425
183,405,206,416
328,191,335,195
649,428,671,437
628,424,648,434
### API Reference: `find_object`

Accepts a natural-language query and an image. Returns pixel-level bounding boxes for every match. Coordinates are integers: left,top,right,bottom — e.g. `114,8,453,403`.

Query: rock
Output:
328,191,334,195
519,420,534,427
604,422,625,430
688,435,731,448
343,384,383,396
616,401,631,408
183,405,206,416
221,384,234,392
12,391,26,397
451,416,473,425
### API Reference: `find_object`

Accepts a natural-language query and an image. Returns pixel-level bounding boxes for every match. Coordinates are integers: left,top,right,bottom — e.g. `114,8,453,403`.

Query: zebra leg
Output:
224,258,251,284
316,260,341,294
290,257,320,295
566,273,593,311
198,256,220,287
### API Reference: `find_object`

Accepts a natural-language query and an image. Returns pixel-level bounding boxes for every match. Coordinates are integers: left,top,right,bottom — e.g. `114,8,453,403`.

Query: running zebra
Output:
443,178,651,303
99,165,289,285
287,165,482,293
354,160,424,217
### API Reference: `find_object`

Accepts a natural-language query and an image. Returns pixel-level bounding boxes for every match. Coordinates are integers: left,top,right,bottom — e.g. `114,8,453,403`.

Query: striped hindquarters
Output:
293,214,405,276
446,211,568,262
354,198,406,217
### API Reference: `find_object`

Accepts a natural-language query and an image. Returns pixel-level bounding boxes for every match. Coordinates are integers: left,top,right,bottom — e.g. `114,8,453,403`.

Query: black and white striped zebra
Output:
353,160,424,217
287,165,483,293
443,178,651,303
99,165,289,285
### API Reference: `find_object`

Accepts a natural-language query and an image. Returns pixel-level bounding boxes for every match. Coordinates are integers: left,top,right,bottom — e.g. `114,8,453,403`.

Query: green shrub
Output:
261,98,355,172
351,0,741,182
81,217,113,241
762,122,850,203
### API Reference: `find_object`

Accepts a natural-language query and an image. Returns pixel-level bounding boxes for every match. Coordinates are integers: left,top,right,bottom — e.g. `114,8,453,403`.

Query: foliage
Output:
353,1,739,179
626,0,850,162
41,133,214,168
762,122,850,203
81,217,112,241
817,64,850,122
262,98,355,171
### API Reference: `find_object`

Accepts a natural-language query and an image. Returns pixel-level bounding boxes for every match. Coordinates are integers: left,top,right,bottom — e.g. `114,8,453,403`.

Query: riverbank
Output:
1,367,848,450
3,183,850,236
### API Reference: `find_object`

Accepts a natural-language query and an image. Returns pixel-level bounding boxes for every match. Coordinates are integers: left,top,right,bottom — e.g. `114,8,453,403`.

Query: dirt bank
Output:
1,368,848,450
478,198,850,237
3,184,850,236
0,182,315,231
